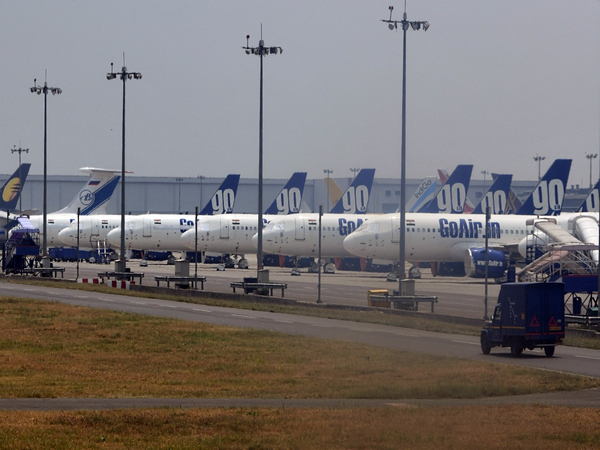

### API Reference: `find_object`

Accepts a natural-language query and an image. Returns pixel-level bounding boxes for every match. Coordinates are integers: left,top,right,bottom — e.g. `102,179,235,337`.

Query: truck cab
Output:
481,282,565,357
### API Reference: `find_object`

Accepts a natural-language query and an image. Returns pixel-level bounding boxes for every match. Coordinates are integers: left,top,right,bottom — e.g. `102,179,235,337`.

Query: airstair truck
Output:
481,282,565,357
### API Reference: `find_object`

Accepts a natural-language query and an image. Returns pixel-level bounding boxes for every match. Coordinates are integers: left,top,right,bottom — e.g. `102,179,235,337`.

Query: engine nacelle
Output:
464,248,507,278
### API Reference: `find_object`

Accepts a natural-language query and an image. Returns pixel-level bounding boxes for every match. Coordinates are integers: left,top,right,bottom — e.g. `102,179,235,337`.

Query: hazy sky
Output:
1,0,599,187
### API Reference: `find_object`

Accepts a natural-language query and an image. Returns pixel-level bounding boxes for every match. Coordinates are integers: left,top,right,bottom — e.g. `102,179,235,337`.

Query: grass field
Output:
0,285,599,448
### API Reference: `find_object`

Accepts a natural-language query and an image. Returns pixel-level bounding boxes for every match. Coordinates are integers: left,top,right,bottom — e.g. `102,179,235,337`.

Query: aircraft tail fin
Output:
325,177,344,208
472,174,513,215
0,163,31,212
199,174,240,215
330,168,375,214
515,159,571,215
420,164,473,213
577,179,600,212
53,167,123,215
406,176,438,213
264,172,307,215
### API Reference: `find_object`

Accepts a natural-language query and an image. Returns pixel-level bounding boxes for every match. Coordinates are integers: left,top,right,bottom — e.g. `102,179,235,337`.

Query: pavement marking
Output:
452,340,479,345
574,355,600,361
193,308,212,313
232,314,255,319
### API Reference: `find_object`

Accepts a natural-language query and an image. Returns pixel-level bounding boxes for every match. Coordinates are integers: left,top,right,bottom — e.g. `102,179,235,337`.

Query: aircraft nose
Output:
180,229,195,250
58,227,76,246
106,228,121,246
343,232,367,257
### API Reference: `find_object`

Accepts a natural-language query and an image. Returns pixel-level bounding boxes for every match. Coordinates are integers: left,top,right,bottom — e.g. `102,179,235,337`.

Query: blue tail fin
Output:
265,172,307,215
420,164,473,213
472,174,513,215
577,179,600,212
0,163,31,211
330,168,375,214
516,159,571,215
53,167,122,215
406,176,438,213
199,174,240,215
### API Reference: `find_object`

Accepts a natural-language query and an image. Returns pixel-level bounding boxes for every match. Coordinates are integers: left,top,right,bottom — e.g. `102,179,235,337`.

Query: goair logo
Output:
211,188,235,214
413,179,433,199
338,218,365,236
180,217,195,234
439,218,500,239
276,187,302,214
436,183,466,213
79,189,94,206
479,191,507,214
532,179,564,214
340,185,369,213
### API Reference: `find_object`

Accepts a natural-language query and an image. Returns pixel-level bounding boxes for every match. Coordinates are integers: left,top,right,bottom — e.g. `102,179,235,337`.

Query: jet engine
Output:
464,248,507,278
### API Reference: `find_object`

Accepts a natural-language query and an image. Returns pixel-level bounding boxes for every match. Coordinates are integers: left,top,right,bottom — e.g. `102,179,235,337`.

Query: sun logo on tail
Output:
2,177,21,202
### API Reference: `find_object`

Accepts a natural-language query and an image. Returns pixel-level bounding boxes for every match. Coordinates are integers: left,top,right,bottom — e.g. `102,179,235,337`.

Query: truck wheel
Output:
510,340,523,357
544,346,555,357
480,333,491,355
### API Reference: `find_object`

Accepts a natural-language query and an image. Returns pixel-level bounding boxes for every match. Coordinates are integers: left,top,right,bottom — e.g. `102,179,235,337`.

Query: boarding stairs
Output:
3,217,40,273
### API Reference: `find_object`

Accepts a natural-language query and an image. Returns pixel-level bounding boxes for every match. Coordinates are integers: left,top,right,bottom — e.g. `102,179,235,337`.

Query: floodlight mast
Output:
242,32,282,276
30,75,62,267
381,5,429,293
106,61,142,272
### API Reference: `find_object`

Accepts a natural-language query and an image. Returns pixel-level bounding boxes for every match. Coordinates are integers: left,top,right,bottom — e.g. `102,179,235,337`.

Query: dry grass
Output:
0,406,598,449
0,296,598,400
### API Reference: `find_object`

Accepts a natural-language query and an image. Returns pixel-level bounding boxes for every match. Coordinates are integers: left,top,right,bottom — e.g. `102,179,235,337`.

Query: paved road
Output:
43,259,500,319
2,281,599,378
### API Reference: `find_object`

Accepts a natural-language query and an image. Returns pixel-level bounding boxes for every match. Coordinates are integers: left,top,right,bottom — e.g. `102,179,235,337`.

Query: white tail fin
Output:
53,167,126,215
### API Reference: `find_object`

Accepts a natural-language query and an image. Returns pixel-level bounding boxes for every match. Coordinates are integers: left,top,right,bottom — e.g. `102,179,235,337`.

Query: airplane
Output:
343,161,597,280
58,173,241,252
417,165,473,214
104,172,307,265
0,163,31,212
1,167,121,247
436,167,476,213
177,169,374,267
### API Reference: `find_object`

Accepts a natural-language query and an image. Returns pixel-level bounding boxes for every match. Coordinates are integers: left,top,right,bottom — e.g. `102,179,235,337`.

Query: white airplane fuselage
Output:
259,213,370,258
58,215,123,249
342,212,599,262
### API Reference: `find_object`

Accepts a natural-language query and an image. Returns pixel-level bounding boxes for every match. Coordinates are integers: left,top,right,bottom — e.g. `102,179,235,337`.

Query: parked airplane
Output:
105,172,307,262
405,176,438,213
577,179,600,213
58,173,241,251
514,159,571,215
0,163,31,212
1,168,121,246
178,169,374,266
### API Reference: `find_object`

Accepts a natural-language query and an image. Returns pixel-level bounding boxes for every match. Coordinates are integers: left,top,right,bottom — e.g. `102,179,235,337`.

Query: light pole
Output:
107,61,142,272
176,177,184,212
197,175,205,207
10,145,29,211
324,169,333,212
533,154,545,181
481,169,489,192
382,5,429,285
30,76,62,267
586,153,597,188
243,32,282,276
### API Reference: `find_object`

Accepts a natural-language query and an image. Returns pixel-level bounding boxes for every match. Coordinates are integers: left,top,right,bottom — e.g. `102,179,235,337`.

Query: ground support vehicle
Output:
481,282,565,357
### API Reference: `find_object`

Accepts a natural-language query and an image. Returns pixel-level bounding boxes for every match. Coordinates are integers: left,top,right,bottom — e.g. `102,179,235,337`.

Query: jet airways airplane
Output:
0,163,31,212
58,173,241,252
178,169,374,265
2,167,121,247
105,172,307,262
